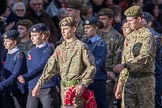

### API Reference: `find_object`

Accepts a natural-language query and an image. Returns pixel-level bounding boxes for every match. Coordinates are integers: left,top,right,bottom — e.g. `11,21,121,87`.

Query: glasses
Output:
16,9,25,12
32,3,42,6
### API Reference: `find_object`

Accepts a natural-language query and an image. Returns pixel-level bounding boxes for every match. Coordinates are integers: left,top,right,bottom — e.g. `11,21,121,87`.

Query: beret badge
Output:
32,27,36,31
4,34,7,38
85,20,90,24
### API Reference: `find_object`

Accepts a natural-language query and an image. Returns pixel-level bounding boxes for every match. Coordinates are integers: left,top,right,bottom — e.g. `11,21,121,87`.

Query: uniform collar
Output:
88,35,100,43
62,37,77,46
36,42,47,48
8,46,19,54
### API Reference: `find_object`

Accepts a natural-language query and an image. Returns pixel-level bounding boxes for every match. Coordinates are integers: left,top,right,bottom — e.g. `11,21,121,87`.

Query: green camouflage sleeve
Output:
80,45,96,87
118,68,129,83
106,34,124,71
38,50,58,86
125,33,155,72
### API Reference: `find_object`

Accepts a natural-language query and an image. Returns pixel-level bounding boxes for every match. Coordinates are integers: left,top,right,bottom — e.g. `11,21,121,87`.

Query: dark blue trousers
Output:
0,92,27,108
155,76,162,108
88,80,108,108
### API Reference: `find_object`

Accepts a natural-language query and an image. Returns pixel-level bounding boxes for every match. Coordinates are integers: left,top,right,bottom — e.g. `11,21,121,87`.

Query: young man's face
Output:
84,25,97,37
17,25,28,38
142,18,152,29
126,17,140,30
66,8,79,18
3,38,16,50
60,26,76,40
142,18,147,24
122,22,132,36
99,15,112,28
30,32,44,45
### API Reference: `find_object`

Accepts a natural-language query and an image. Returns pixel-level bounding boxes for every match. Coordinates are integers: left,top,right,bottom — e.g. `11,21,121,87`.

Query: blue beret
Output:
29,23,50,32
83,17,100,27
142,12,154,22
2,30,19,39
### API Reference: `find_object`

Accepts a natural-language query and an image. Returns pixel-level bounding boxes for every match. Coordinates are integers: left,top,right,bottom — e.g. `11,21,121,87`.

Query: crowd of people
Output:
0,0,162,108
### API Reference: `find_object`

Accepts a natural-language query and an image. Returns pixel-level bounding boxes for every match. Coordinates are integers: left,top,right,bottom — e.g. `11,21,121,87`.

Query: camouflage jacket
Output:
119,27,156,82
76,20,85,41
18,40,34,56
38,37,96,87
98,27,124,72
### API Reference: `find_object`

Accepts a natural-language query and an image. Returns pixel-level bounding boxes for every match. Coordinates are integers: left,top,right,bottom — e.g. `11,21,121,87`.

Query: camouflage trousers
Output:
61,85,84,108
122,76,155,108
106,79,115,108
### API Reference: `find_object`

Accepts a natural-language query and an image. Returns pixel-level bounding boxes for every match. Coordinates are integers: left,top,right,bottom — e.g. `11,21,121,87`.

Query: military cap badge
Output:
3,34,7,38
32,27,36,31
85,20,89,24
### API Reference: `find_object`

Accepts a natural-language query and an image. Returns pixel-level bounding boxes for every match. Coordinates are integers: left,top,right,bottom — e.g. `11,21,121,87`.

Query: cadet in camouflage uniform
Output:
17,19,34,56
66,0,85,40
97,8,124,108
142,12,162,108
32,17,96,108
115,20,133,91
116,19,133,108
115,6,156,108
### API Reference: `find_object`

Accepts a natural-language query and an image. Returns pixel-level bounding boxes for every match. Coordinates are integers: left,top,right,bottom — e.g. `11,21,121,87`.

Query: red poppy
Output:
56,50,60,56
64,86,97,108
28,54,32,60
125,43,128,47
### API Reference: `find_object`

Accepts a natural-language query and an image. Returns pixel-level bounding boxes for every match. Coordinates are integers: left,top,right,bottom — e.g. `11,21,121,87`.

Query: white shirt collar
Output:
8,46,19,54
36,42,47,48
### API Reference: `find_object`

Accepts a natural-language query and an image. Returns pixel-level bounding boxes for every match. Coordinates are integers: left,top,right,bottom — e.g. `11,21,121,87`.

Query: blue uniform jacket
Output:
151,29,162,78
84,35,107,80
23,44,59,89
0,49,27,94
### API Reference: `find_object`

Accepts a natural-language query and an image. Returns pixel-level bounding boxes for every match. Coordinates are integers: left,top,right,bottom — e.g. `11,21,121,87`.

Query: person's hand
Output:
5,22,15,31
74,85,84,97
113,64,125,73
115,81,123,99
17,75,25,83
113,81,118,93
32,83,41,97
107,71,116,80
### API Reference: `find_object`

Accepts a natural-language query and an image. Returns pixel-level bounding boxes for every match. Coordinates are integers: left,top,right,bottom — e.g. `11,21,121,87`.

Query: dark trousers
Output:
26,87,61,108
88,80,108,108
155,77,162,108
0,92,27,108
